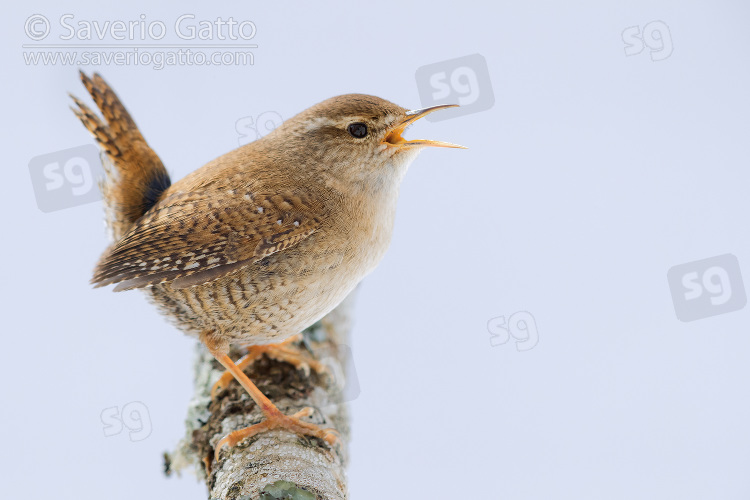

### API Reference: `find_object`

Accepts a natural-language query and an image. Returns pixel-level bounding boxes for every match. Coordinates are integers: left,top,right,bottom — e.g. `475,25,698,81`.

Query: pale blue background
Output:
3,1,750,499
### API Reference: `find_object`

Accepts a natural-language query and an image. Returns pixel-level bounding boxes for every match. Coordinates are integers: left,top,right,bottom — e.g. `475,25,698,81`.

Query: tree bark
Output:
165,293,357,500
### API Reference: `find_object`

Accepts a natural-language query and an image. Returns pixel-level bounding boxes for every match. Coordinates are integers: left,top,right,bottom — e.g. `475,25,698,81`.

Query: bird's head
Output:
264,94,465,192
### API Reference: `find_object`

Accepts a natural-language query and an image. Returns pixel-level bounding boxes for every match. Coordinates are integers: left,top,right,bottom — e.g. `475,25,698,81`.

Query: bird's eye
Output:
347,122,368,138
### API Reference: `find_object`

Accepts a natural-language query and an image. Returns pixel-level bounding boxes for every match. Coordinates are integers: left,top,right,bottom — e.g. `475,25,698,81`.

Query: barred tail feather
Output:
70,71,171,240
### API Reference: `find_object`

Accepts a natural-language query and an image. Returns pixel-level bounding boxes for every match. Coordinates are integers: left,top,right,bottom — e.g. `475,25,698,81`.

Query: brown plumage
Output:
71,71,463,458
70,72,170,240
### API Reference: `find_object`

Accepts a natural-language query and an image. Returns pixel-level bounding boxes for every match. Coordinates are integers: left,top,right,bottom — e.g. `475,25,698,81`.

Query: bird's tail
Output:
70,71,171,241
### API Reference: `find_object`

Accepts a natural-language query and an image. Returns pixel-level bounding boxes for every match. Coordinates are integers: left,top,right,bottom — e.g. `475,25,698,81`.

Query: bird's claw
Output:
214,407,339,461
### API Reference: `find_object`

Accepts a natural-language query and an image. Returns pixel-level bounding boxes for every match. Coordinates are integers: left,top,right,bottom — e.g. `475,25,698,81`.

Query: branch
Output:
165,292,357,500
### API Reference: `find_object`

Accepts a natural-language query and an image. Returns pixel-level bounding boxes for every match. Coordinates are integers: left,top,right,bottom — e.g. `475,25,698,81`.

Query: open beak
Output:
382,104,467,149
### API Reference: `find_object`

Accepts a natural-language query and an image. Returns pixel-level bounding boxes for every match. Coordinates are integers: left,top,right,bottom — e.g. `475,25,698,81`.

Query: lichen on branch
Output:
166,293,356,500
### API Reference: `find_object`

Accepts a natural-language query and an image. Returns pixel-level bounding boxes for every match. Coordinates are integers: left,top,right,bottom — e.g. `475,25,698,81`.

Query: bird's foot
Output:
211,335,328,399
214,406,339,460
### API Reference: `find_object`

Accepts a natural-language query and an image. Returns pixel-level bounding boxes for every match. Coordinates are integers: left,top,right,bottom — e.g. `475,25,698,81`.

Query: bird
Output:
70,71,464,459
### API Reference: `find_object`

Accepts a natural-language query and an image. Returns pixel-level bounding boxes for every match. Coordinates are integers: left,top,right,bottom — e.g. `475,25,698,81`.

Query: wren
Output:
71,71,463,458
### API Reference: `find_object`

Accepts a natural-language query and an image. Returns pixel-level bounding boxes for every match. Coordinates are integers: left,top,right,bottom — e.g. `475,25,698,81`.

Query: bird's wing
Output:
92,189,322,291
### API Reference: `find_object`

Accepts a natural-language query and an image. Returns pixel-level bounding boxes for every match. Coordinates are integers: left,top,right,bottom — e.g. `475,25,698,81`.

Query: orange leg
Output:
210,351,338,460
210,334,329,399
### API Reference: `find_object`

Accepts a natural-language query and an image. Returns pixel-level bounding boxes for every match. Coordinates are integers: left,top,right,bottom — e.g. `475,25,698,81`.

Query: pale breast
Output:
144,185,399,345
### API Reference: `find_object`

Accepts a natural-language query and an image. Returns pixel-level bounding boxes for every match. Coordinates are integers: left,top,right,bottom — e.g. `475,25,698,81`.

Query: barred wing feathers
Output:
92,189,321,291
